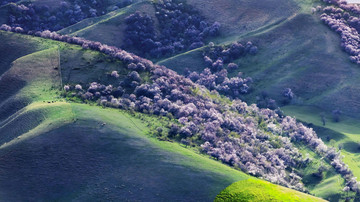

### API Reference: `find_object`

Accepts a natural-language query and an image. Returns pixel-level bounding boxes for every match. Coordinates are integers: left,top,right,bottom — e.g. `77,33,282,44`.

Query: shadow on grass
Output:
343,141,360,153
0,122,235,201
302,173,323,189
304,123,346,143
0,75,27,102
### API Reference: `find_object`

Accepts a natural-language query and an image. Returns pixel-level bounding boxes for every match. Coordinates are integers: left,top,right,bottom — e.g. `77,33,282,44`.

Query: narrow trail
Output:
156,13,299,65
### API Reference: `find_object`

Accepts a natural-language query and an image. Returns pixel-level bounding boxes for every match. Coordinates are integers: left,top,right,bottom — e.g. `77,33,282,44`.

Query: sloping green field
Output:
0,31,328,201
0,102,250,201
58,0,155,50
283,105,360,184
215,179,326,202
0,31,250,201
154,0,360,121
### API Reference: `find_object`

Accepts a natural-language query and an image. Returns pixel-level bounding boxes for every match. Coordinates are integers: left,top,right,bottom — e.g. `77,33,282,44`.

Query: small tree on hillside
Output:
320,112,326,126
332,109,341,122
282,88,294,105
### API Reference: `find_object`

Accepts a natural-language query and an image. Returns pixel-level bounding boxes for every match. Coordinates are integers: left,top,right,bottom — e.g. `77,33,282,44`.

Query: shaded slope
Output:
0,31,342,201
0,31,45,75
0,31,251,201
58,0,301,60
0,103,248,202
187,0,300,40
58,1,156,49
0,34,68,123
157,6,360,119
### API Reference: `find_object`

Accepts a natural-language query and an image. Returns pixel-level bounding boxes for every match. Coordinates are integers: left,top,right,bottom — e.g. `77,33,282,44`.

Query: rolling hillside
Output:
58,0,155,49
0,31,250,201
1,0,360,201
0,30,330,201
56,1,360,190
59,0,360,120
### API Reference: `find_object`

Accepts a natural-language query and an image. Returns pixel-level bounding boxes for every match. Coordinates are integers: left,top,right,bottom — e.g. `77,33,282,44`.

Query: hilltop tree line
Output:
123,0,220,58
316,0,360,64
1,22,359,197
5,0,133,31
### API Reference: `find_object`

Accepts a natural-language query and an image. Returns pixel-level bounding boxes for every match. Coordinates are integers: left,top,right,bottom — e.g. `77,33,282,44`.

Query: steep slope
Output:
186,0,301,39
58,0,360,120
58,1,156,49
153,1,360,188
0,32,252,201
58,0,300,60
0,103,249,201
0,31,331,201
161,12,360,115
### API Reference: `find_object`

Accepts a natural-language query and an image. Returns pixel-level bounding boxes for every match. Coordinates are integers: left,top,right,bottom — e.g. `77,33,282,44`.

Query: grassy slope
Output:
154,2,360,194
0,102,250,201
0,32,251,201
215,179,326,202
58,0,156,50
39,0,360,120
151,1,360,198
283,105,360,182
155,0,360,120
52,0,360,198
295,143,344,202
186,0,300,42
0,32,328,201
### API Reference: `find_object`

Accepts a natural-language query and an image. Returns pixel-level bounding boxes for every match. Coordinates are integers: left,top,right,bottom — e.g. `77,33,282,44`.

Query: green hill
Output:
0,31,252,201
157,0,359,117
153,1,360,194
1,0,360,200
59,0,360,121
215,178,326,202
0,31,330,201
0,102,251,201
58,1,155,49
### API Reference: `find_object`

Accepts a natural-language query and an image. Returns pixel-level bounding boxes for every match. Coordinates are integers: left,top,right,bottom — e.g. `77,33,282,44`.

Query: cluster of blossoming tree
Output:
123,0,220,58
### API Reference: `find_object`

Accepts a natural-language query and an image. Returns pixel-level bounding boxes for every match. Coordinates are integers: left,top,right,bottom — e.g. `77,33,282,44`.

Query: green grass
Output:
295,143,344,201
58,1,157,50
187,0,300,41
0,26,348,200
154,0,360,122
0,31,252,201
153,1,360,197
283,105,360,194
215,178,326,202
0,100,249,201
